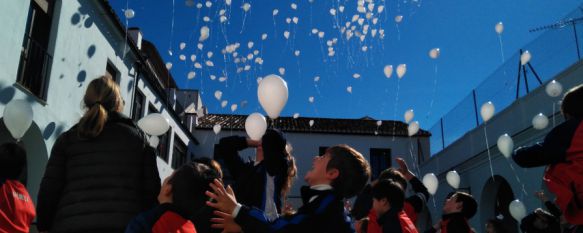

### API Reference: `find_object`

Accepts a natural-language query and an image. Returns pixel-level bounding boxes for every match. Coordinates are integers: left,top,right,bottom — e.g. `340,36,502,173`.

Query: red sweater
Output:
0,179,35,233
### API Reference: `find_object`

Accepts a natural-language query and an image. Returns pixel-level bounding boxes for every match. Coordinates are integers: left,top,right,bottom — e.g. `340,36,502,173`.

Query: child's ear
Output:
326,168,340,180
162,183,173,196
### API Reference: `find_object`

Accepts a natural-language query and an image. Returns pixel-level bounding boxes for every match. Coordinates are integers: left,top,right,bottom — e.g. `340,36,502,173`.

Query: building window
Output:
105,62,119,83
369,148,392,180
318,147,329,156
172,135,187,169
17,0,55,100
148,103,157,114
132,90,145,122
158,130,171,162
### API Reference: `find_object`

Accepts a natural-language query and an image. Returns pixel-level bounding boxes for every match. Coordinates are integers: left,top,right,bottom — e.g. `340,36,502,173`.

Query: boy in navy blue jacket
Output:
207,144,371,233
125,162,220,233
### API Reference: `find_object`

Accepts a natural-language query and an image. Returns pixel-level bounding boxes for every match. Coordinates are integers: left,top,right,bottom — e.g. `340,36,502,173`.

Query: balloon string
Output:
484,126,495,180
392,78,401,141
508,160,528,196
552,103,556,127
498,35,505,63
168,0,175,53
408,137,422,177
426,64,438,120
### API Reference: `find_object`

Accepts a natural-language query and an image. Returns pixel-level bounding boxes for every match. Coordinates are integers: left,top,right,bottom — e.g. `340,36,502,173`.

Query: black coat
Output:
36,112,161,233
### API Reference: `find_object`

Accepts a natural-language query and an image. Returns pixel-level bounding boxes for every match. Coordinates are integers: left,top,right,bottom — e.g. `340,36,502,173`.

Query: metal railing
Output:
430,7,583,155
17,34,53,100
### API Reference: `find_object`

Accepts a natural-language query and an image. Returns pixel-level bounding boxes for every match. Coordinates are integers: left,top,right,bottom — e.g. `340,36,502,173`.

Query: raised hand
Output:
211,210,243,233
206,179,238,214
395,157,415,180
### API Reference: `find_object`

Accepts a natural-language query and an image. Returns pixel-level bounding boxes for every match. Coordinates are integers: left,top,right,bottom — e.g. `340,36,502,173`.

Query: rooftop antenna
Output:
529,14,583,59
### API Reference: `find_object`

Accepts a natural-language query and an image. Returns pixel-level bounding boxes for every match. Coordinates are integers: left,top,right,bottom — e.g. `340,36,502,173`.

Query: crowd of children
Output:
0,77,582,233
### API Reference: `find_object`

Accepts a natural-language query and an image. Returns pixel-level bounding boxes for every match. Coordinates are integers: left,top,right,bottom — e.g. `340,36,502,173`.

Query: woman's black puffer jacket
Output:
36,112,161,233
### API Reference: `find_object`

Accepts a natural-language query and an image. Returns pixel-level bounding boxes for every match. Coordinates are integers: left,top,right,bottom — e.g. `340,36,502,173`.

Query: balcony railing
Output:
17,34,53,100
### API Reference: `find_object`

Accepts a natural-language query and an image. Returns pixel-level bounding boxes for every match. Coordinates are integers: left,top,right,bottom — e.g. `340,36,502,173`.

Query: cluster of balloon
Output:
532,113,549,130
245,113,267,140
3,100,34,141
422,173,438,195
407,121,420,136
137,113,170,147
497,134,514,159
446,170,460,189
509,199,527,222
258,74,288,119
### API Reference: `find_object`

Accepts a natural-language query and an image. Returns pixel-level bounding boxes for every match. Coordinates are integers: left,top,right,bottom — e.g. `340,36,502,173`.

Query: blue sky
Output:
111,0,583,130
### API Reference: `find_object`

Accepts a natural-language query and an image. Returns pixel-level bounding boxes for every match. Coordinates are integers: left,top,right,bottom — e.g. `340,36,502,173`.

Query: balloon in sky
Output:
221,100,228,108
124,9,135,19
429,48,440,59
290,3,297,10
138,113,170,136
214,90,222,100
353,73,361,79
309,120,315,127
3,100,33,140
545,80,563,97
258,74,289,119
230,104,237,112
225,0,231,6
273,9,279,16
509,200,527,222
199,26,209,42
293,113,300,119
395,15,403,23
422,173,438,195
404,109,414,123
520,50,531,65
245,113,267,140
532,113,549,130
187,71,195,79
495,22,504,34
242,3,251,12
213,124,221,134
179,42,186,50
408,121,420,136
347,86,352,93
446,170,460,189
497,134,514,159
480,101,495,122
384,65,393,78
397,64,406,79
165,62,172,70
284,31,290,39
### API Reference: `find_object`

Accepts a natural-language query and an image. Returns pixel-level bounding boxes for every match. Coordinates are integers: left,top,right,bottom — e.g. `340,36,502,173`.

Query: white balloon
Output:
376,120,382,126
308,96,314,103
290,3,297,10
314,76,320,82
497,134,514,159
258,74,288,119
248,41,254,49
225,0,231,6
149,135,159,148
329,8,336,16
293,113,300,119
278,67,285,75
138,113,170,136
509,200,527,222
384,65,393,78
407,121,420,136
242,3,251,12
179,55,186,61
446,170,460,189
214,90,222,100
480,101,495,122
205,1,212,8
520,50,531,65
339,5,345,12
346,86,352,93
404,109,414,123
199,26,210,42
213,124,222,134
545,80,563,97
397,64,407,79
532,113,549,130
124,9,135,19
3,100,33,140
221,100,228,108
422,173,438,195
284,31,290,39
495,22,504,34
179,42,186,50
262,33,268,40
292,17,298,24
309,119,314,127
245,113,267,140
395,15,403,23
272,9,279,16
429,48,440,59
353,73,361,79
230,104,238,112
165,62,173,70
187,71,196,79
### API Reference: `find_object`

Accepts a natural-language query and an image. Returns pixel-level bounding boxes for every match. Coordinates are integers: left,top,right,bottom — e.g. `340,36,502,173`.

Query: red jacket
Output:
0,179,35,233
366,209,418,233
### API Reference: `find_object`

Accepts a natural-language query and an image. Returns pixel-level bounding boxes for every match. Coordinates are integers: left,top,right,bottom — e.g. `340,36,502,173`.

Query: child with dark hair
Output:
207,144,371,233
352,157,429,224
0,143,35,233
425,192,477,233
356,179,418,233
190,157,224,233
485,218,507,233
520,208,561,233
513,84,583,226
125,162,220,233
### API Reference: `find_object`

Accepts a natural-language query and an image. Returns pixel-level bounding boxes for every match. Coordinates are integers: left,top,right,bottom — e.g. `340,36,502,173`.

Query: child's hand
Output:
396,157,415,180
211,210,243,233
206,179,238,214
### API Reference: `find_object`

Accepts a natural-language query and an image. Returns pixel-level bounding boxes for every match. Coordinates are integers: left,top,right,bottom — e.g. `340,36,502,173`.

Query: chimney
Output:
128,27,143,50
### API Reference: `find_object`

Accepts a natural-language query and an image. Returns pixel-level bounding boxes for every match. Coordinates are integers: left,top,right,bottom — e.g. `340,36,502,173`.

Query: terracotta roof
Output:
196,114,431,137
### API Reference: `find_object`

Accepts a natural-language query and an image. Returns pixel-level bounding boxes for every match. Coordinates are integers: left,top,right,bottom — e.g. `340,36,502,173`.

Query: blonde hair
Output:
78,76,124,138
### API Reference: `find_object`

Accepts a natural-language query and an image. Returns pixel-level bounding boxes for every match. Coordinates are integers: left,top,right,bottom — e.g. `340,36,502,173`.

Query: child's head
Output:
561,84,583,119
372,179,405,216
443,192,477,219
304,144,370,198
0,142,26,180
192,157,223,179
158,162,220,217
261,129,287,174
378,168,407,190
520,208,560,233
486,218,506,233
